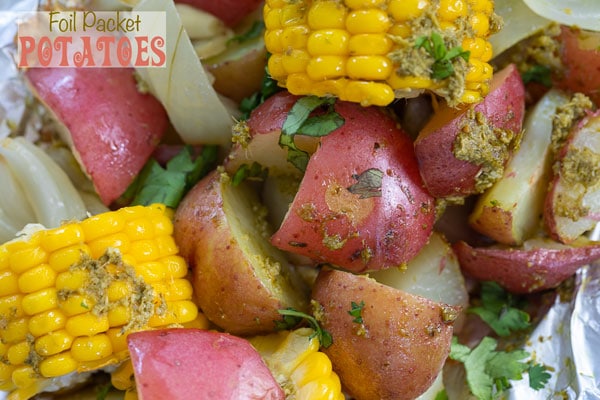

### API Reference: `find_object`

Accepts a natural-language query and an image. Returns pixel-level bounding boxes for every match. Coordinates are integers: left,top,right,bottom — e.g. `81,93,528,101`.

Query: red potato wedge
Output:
269,96,435,273
453,237,600,294
172,169,309,336
469,89,571,245
544,111,600,244
312,269,457,400
557,25,600,106
127,329,285,400
414,64,525,198
175,0,263,27
25,67,168,206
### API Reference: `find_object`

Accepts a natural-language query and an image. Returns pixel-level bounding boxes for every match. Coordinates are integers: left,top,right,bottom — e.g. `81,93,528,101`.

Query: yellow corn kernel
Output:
56,269,88,292
264,6,282,30
388,22,412,38
123,218,155,242
118,205,149,221
307,29,349,56
0,245,9,270
307,1,347,30
345,0,387,8
296,375,344,400
71,334,113,362
29,309,67,337
347,55,392,80
469,0,493,14
282,49,311,74
1,318,29,344
17,264,56,293
65,313,110,337
151,278,193,302
41,224,84,253
88,233,131,259
281,3,306,27
48,244,91,273
0,294,24,319
80,211,125,242
265,29,284,53
267,54,286,79
107,280,131,302
0,363,16,386
39,352,78,378
35,330,74,356
163,255,189,279
9,245,47,274
106,328,128,353
292,351,333,387
438,0,468,21
307,56,346,80
466,59,493,83
157,236,178,258
11,366,37,388
107,305,130,327
345,80,395,106
0,270,19,296
133,261,167,283
22,288,58,315
281,25,310,49
388,0,429,21
470,12,490,36
148,300,198,327
7,342,31,366
348,33,392,56
58,294,94,316
111,360,135,391
345,9,391,34
181,314,211,330
388,74,436,90
129,239,161,263
152,214,173,237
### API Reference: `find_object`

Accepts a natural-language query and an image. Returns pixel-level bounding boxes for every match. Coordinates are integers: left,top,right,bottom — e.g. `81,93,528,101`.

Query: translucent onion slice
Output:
132,0,234,146
0,137,87,231
523,0,600,32
490,0,552,57
0,157,36,229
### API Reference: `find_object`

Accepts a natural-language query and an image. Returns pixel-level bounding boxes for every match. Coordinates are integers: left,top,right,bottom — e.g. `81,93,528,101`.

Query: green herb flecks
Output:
347,168,383,198
415,32,470,80
124,145,218,208
468,281,531,337
231,162,269,186
348,300,365,324
280,96,344,172
521,65,552,87
228,20,264,45
276,307,333,348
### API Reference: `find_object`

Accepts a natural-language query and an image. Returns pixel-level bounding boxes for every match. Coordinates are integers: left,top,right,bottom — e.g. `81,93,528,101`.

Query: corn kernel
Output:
22,288,58,315
148,300,198,327
111,360,135,391
133,261,165,283
344,0,387,8
29,310,67,337
307,56,346,80
80,212,124,242
0,363,16,385
41,224,84,253
56,269,88,292
39,352,77,378
48,244,90,273
347,56,392,80
35,330,74,356
0,246,9,271
438,0,468,21
152,213,173,237
156,236,178,258
296,375,343,400
282,49,310,74
292,352,333,387
388,23,411,38
307,29,349,57
344,81,395,106
59,294,94,316
71,334,113,362
348,34,392,56
388,0,429,21
264,7,282,30
346,9,391,34
129,239,160,263
123,218,155,241
107,305,130,327
88,233,131,259
163,256,189,279
281,25,310,49
267,54,286,79
307,2,347,30
65,313,109,337
470,12,490,36
118,205,148,221
9,246,47,274
18,264,56,293
106,328,128,353
0,270,19,296
11,366,37,388
152,279,193,302
469,0,493,14
265,29,284,53
0,294,24,319
1,318,29,344
281,3,306,27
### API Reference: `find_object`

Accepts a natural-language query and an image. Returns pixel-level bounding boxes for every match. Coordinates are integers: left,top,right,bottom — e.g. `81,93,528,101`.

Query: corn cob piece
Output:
250,327,345,400
0,204,204,400
264,0,501,107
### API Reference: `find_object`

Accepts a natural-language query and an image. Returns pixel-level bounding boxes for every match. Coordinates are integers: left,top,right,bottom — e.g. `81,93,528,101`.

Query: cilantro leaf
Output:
231,162,268,186
280,96,344,172
522,65,552,87
127,145,218,208
468,281,531,337
348,300,365,324
415,32,470,80
528,363,552,390
276,308,333,348
347,168,383,198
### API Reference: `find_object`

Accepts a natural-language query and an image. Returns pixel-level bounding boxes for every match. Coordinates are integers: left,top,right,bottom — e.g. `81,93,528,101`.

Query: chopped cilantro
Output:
276,307,333,348
231,162,269,186
347,168,383,198
415,32,470,80
239,65,282,119
528,362,552,390
280,96,344,172
468,281,531,337
124,145,218,208
348,300,365,324
522,65,552,87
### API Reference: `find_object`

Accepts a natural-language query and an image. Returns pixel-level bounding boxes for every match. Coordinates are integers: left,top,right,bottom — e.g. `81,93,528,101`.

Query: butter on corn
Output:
0,204,204,400
264,0,501,107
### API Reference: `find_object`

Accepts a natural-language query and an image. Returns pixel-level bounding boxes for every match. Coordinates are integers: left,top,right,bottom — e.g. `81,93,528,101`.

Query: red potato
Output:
25,68,168,206
453,237,600,294
557,26,600,106
175,0,264,27
414,64,525,198
267,97,435,273
312,269,457,400
127,329,285,400
173,169,309,336
544,111,600,244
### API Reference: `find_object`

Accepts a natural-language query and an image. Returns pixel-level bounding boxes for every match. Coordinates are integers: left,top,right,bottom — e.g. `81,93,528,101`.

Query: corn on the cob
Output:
0,204,206,400
264,0,501,107
250,327,345,400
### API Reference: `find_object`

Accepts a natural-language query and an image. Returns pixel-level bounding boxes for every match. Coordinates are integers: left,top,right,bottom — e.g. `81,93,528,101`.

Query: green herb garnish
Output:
415,32,470,80
521,65,552,87
348,300,365,324
228,20,264,45
231,162,268,186
239,65,282,119
280,96,344,172
276,307,333,348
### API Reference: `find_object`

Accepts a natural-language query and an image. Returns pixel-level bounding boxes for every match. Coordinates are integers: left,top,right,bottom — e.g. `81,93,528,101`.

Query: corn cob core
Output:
264,0,501,107
0,204,199,399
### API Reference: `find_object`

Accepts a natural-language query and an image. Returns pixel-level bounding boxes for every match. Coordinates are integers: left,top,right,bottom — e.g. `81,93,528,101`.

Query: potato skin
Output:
312,269,456,400
173,170,307,336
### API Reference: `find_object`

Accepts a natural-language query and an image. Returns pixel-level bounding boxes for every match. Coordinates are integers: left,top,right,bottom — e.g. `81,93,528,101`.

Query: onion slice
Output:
523,0,600,32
